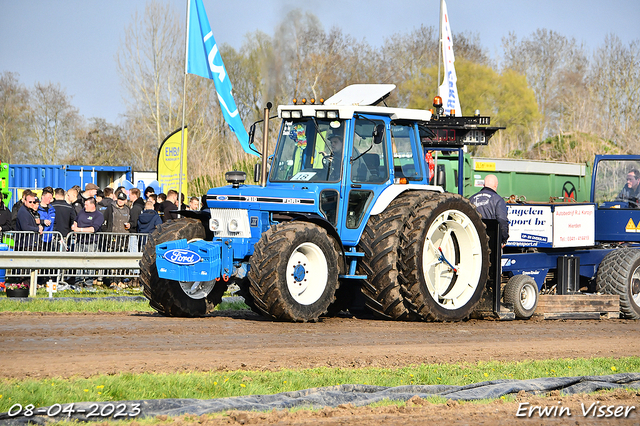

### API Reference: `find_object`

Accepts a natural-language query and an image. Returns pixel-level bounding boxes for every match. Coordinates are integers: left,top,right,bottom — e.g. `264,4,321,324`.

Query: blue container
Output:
8,164,133,209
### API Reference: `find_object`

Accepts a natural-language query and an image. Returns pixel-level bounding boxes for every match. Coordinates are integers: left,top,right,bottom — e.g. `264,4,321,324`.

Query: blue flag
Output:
187,0,256,155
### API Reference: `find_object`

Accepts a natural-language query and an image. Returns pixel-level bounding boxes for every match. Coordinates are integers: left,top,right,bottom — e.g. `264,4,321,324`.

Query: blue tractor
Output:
140,84,503,322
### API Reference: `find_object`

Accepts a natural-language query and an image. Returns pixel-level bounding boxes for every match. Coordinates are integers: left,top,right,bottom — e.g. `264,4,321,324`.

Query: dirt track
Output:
1,311,639,379
2,311,640,425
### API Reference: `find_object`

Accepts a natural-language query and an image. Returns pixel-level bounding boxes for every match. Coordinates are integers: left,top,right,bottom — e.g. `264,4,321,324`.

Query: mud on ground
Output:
1,311,639,424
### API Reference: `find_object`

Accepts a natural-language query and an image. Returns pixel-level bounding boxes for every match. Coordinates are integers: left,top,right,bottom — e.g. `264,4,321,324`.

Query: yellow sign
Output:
625,218,636,233
157,127,188,196
475,161,496,171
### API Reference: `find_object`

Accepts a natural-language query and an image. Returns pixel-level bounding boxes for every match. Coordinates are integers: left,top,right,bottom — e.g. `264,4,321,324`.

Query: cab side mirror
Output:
373,124,385,145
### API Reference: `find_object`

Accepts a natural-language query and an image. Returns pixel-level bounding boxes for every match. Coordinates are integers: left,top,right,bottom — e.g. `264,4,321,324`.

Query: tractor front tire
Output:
596,248,640,319
400,193,489,321
248,222,340,322
140,218,225,317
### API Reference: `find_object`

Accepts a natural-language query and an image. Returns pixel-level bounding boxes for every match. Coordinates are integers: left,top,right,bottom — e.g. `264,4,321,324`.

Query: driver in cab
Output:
616,169,640,207
321,135,343,180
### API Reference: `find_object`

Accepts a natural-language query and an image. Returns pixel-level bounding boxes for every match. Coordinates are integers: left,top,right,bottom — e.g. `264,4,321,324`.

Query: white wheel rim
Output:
520,282,537,310
179,237,215,300
179,280,216,299
421,209,483,310
286,242,328,305
631,265,640,305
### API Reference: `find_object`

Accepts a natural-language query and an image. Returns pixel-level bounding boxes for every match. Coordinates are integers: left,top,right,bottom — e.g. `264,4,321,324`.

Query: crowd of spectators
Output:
3,183,202,246
1,184,203,288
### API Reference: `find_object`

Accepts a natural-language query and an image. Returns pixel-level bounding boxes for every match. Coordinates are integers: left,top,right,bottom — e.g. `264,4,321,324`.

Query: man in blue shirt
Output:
37,186,57,250
72,197,104,235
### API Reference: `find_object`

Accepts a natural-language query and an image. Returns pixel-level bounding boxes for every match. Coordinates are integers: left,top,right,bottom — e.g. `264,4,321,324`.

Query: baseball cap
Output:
117,192,127,200
85,183,99,191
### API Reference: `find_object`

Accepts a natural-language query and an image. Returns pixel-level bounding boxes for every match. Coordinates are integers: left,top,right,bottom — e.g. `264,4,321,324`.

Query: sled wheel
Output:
504,274,538,319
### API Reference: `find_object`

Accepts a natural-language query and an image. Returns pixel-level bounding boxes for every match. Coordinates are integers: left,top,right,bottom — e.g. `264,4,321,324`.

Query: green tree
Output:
402,59,539,157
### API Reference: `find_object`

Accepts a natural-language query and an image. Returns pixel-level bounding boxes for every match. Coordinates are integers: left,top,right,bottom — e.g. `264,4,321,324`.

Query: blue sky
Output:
1,0,639,124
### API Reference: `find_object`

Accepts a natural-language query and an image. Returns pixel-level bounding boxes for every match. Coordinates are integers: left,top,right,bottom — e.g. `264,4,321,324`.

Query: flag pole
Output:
178,0,190,209
437,0,443,96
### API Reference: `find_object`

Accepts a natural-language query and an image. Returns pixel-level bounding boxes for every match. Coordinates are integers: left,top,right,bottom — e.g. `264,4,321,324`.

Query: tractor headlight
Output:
209,209,251,238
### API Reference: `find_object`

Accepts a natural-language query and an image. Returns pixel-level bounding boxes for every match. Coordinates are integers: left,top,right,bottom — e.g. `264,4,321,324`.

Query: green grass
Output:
0,288,249,313
0,297,154,313
0,357,637,412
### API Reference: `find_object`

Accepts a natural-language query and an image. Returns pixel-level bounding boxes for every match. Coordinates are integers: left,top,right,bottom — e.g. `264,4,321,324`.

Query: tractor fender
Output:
369,184,444,215
275,211,347,275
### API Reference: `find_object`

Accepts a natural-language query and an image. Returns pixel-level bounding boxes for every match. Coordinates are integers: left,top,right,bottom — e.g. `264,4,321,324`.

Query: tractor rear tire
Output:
359,191,435,320
504,274,538,320
140,218,226,317
596,248,640,319
248,222,340,322
233,277,258,312
400,193,489,321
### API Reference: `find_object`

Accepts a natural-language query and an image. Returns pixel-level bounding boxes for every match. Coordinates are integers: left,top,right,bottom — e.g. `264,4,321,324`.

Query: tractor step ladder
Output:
339,247,366,280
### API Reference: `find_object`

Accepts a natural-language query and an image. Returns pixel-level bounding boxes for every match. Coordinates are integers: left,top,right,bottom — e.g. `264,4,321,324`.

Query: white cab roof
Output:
325,84,396,106
278,84,432,122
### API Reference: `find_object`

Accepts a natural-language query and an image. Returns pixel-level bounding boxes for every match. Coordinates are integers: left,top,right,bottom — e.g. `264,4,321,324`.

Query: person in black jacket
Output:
11,189,33,231
469,174,509,246
127,188,145,233
615,169,640,207
51,188,76,237
159,190,179,223
0,197,13,233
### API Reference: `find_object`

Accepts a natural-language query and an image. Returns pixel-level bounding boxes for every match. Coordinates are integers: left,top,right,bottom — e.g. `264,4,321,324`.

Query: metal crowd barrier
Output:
0,231,150,293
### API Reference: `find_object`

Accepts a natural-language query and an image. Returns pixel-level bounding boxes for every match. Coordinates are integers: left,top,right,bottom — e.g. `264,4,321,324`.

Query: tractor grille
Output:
209,209,251,238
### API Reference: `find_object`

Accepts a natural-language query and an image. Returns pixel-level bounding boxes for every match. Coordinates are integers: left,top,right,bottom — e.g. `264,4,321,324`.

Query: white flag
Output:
438,0,462,116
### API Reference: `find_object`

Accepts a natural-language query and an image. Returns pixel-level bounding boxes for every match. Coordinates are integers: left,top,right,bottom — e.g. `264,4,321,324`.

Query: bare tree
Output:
28,82,81,164
116,1,183,150
502,29,587,140
66,118,127,166
0,72,30,163
588,35,640,151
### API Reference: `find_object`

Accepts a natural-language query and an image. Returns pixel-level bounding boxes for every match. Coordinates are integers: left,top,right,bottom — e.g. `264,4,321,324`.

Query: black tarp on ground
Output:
1,373,639,425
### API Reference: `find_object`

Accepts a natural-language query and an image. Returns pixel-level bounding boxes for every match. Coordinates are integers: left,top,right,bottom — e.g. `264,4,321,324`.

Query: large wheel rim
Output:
179,280,216,299
631,265,640,306
421,209,483,310
286,242,328,305
520,282,537,310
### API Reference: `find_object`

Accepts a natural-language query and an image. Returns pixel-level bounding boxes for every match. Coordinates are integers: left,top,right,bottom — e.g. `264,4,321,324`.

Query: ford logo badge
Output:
163,249,201,265
218,196,227,201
